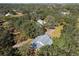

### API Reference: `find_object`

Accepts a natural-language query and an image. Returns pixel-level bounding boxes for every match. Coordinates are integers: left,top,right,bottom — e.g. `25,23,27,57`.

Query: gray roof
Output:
31,33,53,49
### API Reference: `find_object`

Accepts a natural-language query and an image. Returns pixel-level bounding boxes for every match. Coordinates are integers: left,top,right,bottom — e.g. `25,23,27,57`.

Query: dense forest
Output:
0,4,79,56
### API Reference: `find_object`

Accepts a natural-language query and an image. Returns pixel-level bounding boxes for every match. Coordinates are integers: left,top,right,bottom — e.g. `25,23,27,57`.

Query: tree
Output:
0,28,20,56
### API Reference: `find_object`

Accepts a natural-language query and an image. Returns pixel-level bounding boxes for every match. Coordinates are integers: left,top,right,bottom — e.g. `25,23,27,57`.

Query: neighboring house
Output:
5,10,24,17
13,9,24,15
61,11,70,15
31,33,53,49
37,19,46,25
5,12,12,16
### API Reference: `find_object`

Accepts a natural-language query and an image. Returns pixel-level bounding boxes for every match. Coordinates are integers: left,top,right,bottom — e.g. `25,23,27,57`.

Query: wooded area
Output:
0,4,79,56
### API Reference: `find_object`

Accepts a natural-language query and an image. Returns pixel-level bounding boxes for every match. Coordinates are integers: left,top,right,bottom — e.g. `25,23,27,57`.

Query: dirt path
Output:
13,39,32,48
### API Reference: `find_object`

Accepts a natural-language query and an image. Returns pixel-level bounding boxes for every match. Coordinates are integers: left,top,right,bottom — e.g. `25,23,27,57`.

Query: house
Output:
31,33,53,49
